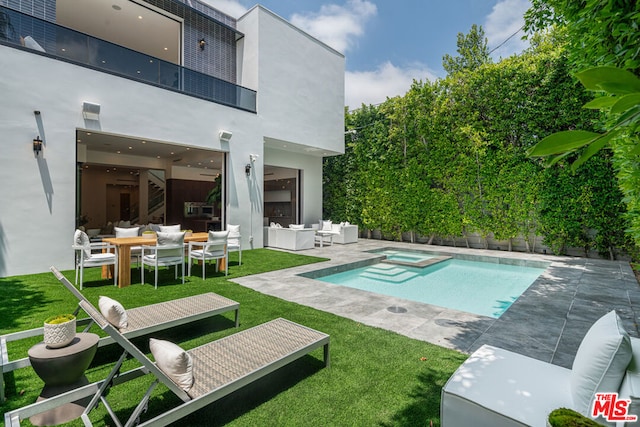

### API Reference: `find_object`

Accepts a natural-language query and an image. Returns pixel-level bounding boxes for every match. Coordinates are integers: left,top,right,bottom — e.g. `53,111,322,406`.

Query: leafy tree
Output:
525,1,640,248
442,24,491,75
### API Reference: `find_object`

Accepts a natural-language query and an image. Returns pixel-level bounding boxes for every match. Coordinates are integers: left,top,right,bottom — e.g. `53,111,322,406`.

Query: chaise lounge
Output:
441,310,640,426
0,267,240,402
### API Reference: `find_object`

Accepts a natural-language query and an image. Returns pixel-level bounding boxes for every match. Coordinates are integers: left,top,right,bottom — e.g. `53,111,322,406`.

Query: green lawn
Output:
0,249,466,426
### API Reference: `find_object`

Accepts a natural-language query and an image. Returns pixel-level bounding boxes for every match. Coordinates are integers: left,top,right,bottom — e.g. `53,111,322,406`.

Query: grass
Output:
0,249,467,426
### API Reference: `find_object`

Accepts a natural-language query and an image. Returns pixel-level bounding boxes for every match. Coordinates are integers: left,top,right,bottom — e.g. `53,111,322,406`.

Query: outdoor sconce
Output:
199,38,206,50
219,130,232,143
33,136,43,156
245,163,251,176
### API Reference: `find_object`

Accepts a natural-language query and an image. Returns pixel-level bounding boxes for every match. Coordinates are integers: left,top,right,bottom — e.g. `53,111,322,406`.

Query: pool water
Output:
317,258,546,318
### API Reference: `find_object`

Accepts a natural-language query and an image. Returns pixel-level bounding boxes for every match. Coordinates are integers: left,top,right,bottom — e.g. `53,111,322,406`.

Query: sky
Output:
201,0,532,109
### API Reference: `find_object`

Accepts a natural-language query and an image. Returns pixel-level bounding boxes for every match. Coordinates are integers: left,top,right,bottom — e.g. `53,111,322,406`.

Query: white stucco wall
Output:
238,6,345,155
0,6,344,277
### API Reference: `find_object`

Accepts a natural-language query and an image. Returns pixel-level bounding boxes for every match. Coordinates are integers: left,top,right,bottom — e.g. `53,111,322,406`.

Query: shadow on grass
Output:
88,316,239,369
381,352,467,427
98,356,325,427
0,277,49,331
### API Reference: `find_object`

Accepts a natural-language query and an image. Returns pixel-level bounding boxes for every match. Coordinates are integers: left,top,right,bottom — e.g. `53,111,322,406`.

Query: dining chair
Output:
188,230,229,279
114,226,142,265
73,229,118,290
226,224,242,266
141,231,185,289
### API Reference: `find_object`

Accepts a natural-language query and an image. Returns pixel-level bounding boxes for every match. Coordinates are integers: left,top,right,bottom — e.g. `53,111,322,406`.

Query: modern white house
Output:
0,0,345,277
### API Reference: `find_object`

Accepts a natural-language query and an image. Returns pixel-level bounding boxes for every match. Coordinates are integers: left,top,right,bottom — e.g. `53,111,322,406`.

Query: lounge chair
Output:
77,301,330,427
0,267,239,402
5,303,330,426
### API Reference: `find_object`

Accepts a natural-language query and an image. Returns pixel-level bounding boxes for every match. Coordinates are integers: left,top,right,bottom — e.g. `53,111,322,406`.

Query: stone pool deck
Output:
234,239,640,368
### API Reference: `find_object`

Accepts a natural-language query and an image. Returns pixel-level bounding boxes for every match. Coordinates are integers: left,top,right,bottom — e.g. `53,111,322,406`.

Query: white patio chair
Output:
188,230,229,279
114,226,141,265
140,231,185,289
73,229,118,290
227,224,242,265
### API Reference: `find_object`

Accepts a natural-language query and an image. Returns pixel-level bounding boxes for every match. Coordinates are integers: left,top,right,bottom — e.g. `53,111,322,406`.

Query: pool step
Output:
381,255,452,268
361,264,419,283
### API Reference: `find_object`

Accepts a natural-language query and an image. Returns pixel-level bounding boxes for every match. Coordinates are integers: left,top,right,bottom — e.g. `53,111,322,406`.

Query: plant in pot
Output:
547,408,601,427
43,313,76,348
142,230,156,239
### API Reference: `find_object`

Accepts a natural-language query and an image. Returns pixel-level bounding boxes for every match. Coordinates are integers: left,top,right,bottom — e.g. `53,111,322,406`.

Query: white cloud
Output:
346,62,437,109
197,0,247,18
290,0,377,54
484,0,531,59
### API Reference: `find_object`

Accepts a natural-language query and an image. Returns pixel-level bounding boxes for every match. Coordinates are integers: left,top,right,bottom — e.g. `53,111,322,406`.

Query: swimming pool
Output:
316,254,547,318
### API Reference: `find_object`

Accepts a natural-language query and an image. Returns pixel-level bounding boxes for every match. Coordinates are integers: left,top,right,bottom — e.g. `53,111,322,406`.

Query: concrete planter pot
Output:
43,314,76,348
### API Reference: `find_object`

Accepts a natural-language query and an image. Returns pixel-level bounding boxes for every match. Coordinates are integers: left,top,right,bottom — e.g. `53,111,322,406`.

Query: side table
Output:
28,332,99,426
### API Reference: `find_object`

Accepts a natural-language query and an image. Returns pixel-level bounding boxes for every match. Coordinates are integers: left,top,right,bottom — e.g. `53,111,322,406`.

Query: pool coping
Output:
233,239,640,369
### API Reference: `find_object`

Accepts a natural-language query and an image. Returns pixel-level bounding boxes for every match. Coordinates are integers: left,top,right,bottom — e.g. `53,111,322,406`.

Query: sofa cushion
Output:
616,337,640,427
441,344,573,426
571,310,632,417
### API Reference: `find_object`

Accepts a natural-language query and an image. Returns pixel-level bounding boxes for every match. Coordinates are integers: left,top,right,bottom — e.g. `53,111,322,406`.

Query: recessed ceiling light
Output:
86,132,92,136
163,47,168,51
170,152,174,155
116,151,121,154
141,141,146,144
157,155,161,159
112,5,121,11
128,146,133,149
138,15,143,20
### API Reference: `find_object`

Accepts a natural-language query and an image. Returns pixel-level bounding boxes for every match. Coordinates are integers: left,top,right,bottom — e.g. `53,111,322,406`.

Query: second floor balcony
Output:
0,6,257,113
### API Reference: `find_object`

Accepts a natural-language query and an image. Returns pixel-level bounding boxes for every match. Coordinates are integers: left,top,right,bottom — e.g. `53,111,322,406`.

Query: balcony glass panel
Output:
0,6,256,113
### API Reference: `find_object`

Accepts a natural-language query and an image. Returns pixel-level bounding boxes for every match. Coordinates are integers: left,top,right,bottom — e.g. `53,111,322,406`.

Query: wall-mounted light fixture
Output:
33,136,43,156
82,101,101,120
219,130,232,143
199,38,206,50
249,153,259,163
245,164,252,176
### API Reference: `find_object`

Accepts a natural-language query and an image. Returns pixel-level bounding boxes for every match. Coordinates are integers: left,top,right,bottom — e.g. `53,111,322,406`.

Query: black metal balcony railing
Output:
0,6,256,113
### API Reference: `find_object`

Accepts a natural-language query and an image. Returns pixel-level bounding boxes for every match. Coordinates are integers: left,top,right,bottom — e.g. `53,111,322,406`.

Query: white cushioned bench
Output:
441,311,640,427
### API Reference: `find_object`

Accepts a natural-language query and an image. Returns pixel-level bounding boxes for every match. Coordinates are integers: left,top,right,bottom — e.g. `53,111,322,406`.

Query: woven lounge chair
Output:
77,300,330,426
0,267,239,403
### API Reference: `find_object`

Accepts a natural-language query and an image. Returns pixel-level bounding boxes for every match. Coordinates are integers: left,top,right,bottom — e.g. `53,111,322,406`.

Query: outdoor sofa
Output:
441,310,640,426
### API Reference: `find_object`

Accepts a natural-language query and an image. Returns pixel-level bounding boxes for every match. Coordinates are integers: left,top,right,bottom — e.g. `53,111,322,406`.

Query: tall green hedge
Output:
324,39,632,258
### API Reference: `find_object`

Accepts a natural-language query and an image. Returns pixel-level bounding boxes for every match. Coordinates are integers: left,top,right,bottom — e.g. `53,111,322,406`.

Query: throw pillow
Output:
159,224,181,233
289,224,305,230
98,296,128,329
322,220,333,231
149,338,193,392
74,229,91,259
114,226,140,238
571,310,632,416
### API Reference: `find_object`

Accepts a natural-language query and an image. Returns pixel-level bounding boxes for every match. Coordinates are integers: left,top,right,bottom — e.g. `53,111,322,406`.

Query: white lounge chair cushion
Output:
114,226,140,237
150,338,193,392
571,310,632,416
159,225,181,232
98,296,128,329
